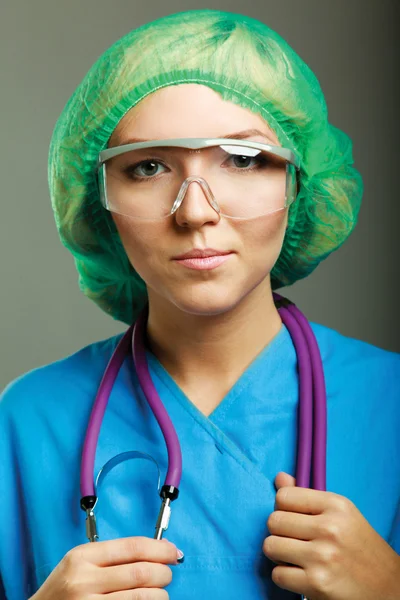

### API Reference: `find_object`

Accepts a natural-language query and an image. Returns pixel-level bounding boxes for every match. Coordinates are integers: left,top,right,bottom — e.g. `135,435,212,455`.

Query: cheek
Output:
238,210,288,260
112,216,164,274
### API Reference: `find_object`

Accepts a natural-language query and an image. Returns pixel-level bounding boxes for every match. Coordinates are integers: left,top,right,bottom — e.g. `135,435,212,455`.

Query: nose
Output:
173,178,221,228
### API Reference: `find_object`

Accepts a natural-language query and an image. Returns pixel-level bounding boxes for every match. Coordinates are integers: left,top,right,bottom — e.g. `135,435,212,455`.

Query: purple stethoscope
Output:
79,292,326,598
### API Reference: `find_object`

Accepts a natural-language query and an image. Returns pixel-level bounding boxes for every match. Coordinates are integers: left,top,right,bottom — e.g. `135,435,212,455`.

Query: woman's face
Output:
108,84,289,316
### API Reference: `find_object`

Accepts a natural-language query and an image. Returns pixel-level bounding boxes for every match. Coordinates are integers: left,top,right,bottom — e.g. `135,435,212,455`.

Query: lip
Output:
173,248,233,260
173,254,233,271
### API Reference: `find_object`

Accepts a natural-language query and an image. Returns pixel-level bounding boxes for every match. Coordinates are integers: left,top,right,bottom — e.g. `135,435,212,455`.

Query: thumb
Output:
275,471,296,491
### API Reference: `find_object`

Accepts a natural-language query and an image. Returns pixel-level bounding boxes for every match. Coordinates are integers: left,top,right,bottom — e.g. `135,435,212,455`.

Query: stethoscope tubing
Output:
80,293,327,498
274,293,327,491
132,306,183,488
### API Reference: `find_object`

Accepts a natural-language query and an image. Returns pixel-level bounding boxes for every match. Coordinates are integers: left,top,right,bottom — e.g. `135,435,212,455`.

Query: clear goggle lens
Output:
99,143,298,220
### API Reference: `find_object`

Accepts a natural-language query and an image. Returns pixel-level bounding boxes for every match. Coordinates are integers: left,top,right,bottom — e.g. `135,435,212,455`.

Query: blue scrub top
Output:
1,320,399,599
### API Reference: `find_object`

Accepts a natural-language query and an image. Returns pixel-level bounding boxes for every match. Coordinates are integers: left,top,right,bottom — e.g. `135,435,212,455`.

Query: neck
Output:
145,279,283,388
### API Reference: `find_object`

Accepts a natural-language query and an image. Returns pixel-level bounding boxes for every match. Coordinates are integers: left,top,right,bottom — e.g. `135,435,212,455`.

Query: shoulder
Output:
0,331,125,419
309,319,399,362
308,320,400,393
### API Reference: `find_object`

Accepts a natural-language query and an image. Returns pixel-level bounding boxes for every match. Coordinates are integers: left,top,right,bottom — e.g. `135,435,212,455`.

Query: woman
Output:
0,8,399,600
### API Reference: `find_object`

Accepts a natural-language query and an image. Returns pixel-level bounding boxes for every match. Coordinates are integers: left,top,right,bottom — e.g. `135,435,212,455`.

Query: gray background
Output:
1,0,399,391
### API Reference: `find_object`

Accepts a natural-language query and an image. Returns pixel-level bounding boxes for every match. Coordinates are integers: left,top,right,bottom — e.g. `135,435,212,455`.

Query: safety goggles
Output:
97,138,301,220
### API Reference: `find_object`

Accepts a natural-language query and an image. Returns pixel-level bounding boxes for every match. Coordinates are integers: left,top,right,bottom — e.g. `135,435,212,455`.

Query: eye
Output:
230,155,256,169
225,154,275,171
124,160,168,179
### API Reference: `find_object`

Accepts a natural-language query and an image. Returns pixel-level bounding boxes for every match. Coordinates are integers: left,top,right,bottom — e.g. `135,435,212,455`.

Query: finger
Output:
80,536,179,567
105,588,169,599
267,511,317,541
263,535,312,569
271,564,309,596
275,486,338,515
96,561,173,594
275,472,296,490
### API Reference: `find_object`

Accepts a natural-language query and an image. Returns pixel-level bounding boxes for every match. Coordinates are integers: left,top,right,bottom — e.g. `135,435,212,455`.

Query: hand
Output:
263,472,400,600
30,536,182,599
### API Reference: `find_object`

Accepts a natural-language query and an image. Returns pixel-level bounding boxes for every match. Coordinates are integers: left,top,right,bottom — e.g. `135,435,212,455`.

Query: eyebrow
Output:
117,128,277,146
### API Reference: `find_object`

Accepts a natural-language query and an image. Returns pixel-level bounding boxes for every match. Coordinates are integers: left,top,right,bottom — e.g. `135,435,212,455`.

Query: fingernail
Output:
176,549,185,564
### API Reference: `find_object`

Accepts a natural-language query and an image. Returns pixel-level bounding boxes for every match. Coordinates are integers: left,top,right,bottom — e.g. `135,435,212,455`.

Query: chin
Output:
166,286,247,317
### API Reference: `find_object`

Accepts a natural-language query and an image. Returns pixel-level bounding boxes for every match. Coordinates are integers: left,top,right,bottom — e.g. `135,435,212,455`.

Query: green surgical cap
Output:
48,8,363,325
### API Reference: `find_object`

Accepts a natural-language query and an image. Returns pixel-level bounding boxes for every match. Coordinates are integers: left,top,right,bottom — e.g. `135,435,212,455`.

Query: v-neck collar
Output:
143,322,292,487
145,322,287,424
